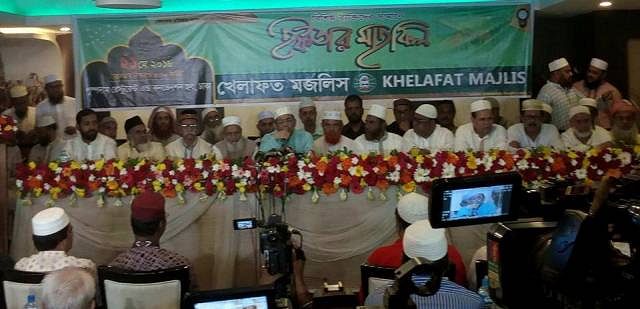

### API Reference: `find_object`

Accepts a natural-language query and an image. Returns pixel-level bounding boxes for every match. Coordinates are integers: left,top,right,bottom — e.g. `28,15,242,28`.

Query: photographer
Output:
365,220,484,308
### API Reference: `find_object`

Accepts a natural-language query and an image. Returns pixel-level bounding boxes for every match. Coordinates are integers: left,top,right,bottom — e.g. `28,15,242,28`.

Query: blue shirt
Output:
258,128,313,154
365,276,484,309
454,202,497,219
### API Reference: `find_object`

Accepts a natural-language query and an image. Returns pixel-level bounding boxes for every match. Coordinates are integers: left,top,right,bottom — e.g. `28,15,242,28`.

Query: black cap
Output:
124,116,144,133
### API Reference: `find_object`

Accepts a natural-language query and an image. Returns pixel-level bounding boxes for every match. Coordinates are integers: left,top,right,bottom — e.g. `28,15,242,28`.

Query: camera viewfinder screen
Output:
194,295,268,309
236,220,254,229
441,184,512,222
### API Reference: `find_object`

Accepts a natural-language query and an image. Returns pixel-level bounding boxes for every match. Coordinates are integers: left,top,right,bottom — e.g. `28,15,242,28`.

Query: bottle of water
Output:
478,276,494,307
23,293,37,309
58,149,71,163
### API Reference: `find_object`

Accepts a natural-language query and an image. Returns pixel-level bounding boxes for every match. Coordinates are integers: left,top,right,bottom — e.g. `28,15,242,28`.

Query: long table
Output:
11,189,399,290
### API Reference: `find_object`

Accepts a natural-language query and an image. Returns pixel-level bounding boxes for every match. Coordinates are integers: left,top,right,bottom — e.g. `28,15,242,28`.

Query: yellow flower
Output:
114,160,124,170
34,188,42,197
409,147,420,157
175,183,184,192
466,154,477,170
634,145,640,155
193,182,204,191
402,181,416,193
152,180,162,192
28,161,36,170
281,166,289,172
75,188,85,198
567,151,578,159
70,161,81,170
156,163,167,171
94,159,105,171
302,183,312,191
352,165,365,177
415,154,424,164
587,148,599,157
216,182,225,192
50,187,61,200
107,180,119,190
48,162,59,171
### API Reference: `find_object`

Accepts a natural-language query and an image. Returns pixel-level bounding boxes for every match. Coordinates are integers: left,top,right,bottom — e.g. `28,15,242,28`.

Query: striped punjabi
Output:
537,81,583,131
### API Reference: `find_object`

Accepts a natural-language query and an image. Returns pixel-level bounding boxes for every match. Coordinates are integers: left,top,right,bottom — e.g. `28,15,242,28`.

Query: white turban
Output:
397,192,429,224
403,220,447,261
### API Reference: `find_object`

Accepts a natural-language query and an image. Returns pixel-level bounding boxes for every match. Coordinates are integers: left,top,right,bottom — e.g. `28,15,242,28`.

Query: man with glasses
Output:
507,99,564,150
118,115,166,161
258,106,313,155
402,104,454,153
165,109,213,159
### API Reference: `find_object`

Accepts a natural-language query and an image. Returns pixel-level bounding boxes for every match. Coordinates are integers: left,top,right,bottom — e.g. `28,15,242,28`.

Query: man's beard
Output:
81,130,98,142
39,136,51,147
324,131,341,145
153,124,174,140
574,129,593,139
347,114,361,123
611,125,638,146
585,78,603,90
225,138,247,159
135,141,152,153
49,94,63,104
203,124,223,144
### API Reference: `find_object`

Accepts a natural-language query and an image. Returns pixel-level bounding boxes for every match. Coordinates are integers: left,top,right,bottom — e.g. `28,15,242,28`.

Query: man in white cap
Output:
15,207,96,273
29,116,65,163
573,58,623,129
507,99,564,150
610,100,640,147
166,109,213,159
35,74,77,139
537,58,583,131
256,110,275,138
98,116,118,140
402,104,454,153
200,107,224,145
367,193,467,286
118,115,166,161
299,97,323,140
454,99,507,151
212,116,257,160
387,98,413,136
579,97,599,127
355,104,404,155
342,94,366,139
561,105,612,151
60,109,117,161
3,85,36,133
312,111,361,154
365,220,483,308
258,106,313,154
148,106,180,146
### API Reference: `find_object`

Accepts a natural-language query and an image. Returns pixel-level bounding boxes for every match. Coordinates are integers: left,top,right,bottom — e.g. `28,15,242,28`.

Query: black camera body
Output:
259,217,293,275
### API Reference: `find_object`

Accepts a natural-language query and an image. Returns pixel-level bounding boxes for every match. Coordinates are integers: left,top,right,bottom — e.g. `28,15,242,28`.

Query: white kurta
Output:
355,132,404,155
312,135,363,154
35,96,77,139
61,133,117,161
2,106,36,132
165,137,213,159
507,123,565,150
118,141,166,161
454,123,508,152
402,125,454,152
561,126,612,152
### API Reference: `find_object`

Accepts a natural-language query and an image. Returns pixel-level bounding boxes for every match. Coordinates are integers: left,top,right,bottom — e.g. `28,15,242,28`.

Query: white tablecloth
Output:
11,188,399,290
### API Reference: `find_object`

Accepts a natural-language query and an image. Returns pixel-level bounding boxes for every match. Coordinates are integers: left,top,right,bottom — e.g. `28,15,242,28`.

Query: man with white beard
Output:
118,116,166,161
610,100,640,147
561,106,612,151
312,111,361,154
200,108,224,145
212,116,257,160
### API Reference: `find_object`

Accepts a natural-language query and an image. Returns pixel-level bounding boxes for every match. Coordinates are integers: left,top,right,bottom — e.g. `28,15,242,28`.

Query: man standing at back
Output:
342,95,366,139
572,58,623,129
35,75,77,139
537,58,583,131
387,98,413,136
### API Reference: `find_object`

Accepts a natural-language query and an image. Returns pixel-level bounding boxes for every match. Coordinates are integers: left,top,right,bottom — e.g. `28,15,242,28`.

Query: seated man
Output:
165,109,213,159
561,106,612,152
117,115,166,161
212,116,257,160
110,191,191,272
29,116,65,163
15,207,96,273
367,192,466,286
148,107,180,146
255,110,275,146
60,109,117,161
258,107,313,155
402,104,454,153
355,104,404,155
42,267,96,309
365,220,483,308
98,116,118,140
312,111,361,154
507,99,564,149
200,107,223,145
610,100,640,147
455,99,507,152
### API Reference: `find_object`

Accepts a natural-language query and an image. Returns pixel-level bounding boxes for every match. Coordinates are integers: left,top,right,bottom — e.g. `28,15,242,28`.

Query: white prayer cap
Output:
403,220,447,261
202,107,218,117
579,98,598,109
541,103,553,114
44,74,61,85
322,111,342,121
590,58,608,70
484,97,500,109
414,104,437,119
274,106,293,119
99,116,116,125
32,207,70,236
470,99,492,113
222,116,241,128
299,97,315,110
9,85,28,98
36,115,56,128
367,104,387,120
521,99,545,111
258,110,275,121
548,58,569,72
569,105,590,120
397,192,429,224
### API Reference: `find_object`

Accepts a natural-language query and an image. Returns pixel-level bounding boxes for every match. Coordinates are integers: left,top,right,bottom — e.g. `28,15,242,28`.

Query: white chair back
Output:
104,279,181,309
3,281,43,308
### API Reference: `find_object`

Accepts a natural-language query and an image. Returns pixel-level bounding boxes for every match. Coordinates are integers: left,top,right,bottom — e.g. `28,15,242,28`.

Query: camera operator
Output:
365,220,484,308
258,243,313,308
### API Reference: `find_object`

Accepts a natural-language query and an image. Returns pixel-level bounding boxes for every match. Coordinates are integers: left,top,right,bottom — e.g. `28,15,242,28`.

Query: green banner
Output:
75,4,532,108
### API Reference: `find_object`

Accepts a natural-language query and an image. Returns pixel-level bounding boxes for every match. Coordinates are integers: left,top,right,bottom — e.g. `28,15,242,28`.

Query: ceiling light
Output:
59,26,71,32
599,1,613,7
0,27,57,35
95,0,161,9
